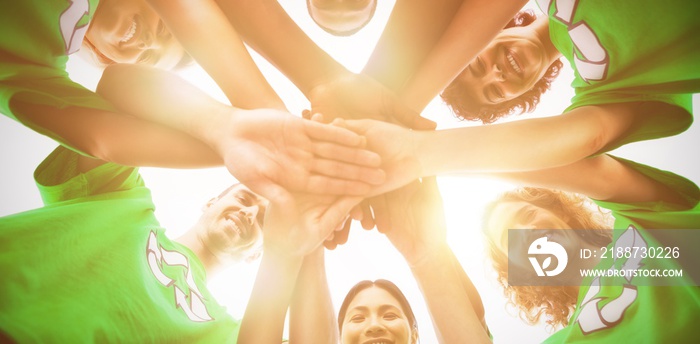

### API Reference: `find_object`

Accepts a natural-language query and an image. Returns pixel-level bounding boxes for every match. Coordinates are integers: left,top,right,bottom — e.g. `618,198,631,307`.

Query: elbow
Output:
575,111,615,159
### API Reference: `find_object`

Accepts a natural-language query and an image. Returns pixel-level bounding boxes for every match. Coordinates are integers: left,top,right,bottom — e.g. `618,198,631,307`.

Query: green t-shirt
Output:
0,147,239,343
0,0,115,155
538,0,700,152
543,157,700,343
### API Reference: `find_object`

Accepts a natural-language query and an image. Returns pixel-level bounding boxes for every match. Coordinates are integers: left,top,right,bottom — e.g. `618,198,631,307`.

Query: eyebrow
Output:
349,304,402,315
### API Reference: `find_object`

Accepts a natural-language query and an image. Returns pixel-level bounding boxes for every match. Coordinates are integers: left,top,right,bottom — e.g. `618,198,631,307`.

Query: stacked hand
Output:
380,177,448,266
263,192,362,258
212,109,387,204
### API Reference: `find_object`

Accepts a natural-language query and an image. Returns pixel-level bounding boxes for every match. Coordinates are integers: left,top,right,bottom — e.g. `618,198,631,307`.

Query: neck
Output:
533,16,562,66
175,229,223,280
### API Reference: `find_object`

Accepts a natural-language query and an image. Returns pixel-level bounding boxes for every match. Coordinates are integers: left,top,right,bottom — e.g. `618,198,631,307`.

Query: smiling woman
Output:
338,280,419,344
441,10,563,123
82,0,189,69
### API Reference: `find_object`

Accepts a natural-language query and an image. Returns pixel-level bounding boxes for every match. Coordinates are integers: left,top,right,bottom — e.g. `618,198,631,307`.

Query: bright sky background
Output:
1,1,698,343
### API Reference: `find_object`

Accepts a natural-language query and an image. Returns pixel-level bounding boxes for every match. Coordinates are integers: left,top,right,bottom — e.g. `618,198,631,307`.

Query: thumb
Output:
253,181,293,208
319,196,363,231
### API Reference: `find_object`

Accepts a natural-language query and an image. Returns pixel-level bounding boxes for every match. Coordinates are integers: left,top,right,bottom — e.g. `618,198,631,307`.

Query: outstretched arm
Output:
216,0,434,129
399,0,527,111
489,154,690,206
10,95,221,169
146,0,285,110
214,0,348,99
289,248,338,344
335,102,639,196
362,0,465,96
96,64,385,202
238,194,360,344
381,178,490,343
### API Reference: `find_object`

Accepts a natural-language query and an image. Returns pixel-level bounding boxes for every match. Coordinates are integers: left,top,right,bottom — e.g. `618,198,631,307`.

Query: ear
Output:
411,330,419,344
244,250,263,263
202,197,217,211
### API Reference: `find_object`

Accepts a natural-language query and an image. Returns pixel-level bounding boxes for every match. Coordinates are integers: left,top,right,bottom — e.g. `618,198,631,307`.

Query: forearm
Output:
410,246,489,343
147,0,284,109
217,0,350,97
97,64,239,154
362,0,464,93
415,110,614,175
289,249,338,344
489,155,687,204
11,100,222,168
399,0,526,111
239,250,303,344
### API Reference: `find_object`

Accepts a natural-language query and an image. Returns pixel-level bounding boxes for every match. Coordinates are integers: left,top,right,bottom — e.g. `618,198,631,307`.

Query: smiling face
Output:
195,184,268,263
307,0,377,36
340,286,414,344
457,25,550,108
85,0,186,68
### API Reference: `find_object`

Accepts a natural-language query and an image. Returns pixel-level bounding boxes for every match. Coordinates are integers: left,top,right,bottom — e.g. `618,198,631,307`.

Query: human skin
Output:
340,286,414,344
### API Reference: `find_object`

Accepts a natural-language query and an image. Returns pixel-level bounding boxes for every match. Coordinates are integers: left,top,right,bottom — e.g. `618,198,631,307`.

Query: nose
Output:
364,317,387,335
137,30,160,50
239,205,260,225
486,64,506,83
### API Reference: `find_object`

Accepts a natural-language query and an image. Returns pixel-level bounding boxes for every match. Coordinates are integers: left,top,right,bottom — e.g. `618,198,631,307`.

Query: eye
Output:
236,194,252,206
524,209,537,221
492,85,505,99
136,49,156,65
383,312,399,320
350,315,365,323
477,56,487,75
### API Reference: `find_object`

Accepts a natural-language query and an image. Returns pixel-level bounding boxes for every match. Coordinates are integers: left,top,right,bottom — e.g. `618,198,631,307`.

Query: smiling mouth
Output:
225,214,247,237
363,340,393,344
120,19,137,43
506,49,523,75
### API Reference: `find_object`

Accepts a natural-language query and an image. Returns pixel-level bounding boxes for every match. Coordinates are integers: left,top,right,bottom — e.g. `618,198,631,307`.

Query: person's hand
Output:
309,73,436,130
381,177,448,266
214,109,386,204
332,118,424,197
263,193,361,258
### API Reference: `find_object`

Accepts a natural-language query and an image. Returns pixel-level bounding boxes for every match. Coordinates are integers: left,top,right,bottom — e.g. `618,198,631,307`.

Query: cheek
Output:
386,321,411,342
340,325,362,343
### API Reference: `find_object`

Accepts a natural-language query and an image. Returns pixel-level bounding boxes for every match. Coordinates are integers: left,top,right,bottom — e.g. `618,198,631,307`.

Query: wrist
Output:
198,106,246,155
306,68,353,100
412,130,432,177
406,242,451,270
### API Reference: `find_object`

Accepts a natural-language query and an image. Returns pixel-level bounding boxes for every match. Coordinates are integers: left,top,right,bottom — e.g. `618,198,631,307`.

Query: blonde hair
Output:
483,187,613,328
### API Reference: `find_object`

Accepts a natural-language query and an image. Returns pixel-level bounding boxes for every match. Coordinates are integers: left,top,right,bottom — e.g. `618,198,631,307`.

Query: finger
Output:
313,142,381,168
304,120,365,147
247,180,293,208
323,240,338,250
311,158,385,185
305,176,372,196
359,200,375,230
412,115,438,130
320,196,363,232
310,113,325,123
350,204,364,221
326,217,352,250
302,109,312,120
370,195,391,234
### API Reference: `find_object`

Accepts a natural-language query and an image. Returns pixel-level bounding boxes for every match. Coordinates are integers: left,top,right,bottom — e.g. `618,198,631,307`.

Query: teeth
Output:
507,52,522,74
120,20,136,43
